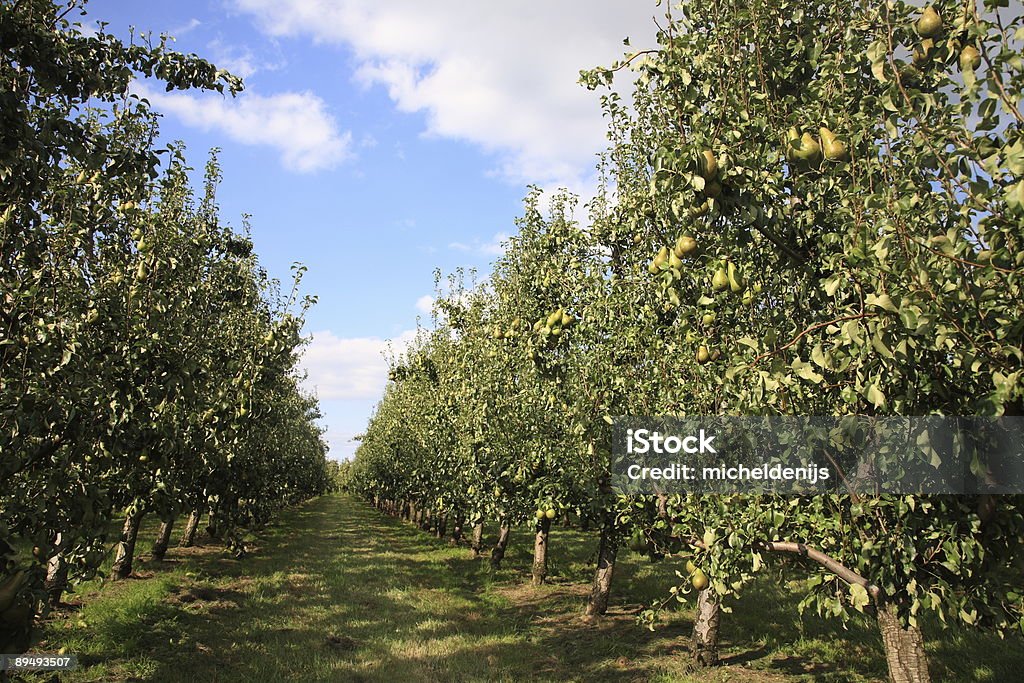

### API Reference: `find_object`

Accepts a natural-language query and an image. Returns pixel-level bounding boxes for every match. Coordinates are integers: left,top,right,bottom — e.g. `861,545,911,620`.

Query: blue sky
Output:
80,1,661,459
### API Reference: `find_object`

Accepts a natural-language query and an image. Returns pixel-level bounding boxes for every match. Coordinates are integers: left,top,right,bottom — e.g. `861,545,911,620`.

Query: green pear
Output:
960,45,981,71
916,6,942,38
697,150,718,179
819,127,850,162
791,132,822,164
696,345,711,364
712,268,729,291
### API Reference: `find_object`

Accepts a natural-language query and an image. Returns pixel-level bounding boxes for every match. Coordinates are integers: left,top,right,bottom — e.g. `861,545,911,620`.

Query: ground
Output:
18,494,1024,682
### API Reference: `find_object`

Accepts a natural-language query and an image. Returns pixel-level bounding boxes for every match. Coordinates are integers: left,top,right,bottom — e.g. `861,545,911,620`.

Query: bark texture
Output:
877,602,931,683
532,516,552,585
44,534,68,608
585,518,617,617
179,509,202,547
111,509,143,580
490,522,511,569
151,517,175,561
471,523,484,558
693,588,721,666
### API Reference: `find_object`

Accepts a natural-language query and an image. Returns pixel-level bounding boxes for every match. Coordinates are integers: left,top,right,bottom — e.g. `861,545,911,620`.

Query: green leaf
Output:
865,382,886,408
866,293,898,313
849,583,870,612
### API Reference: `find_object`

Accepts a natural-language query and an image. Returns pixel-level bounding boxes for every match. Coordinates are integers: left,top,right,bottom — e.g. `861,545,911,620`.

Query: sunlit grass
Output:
20,494,1024,682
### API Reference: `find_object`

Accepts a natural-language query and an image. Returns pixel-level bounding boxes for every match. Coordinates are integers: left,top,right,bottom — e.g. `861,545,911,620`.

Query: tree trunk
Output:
111,509,143,580
693,588,721,666
44,534,68,608
585,516,617,617
179,508,202,547
450,514,464,545
532,516,552,585
151,517,175,561
206,510,220,539
471,522,484,558
490,521,511,569
877,602,931,683
435,515,447,539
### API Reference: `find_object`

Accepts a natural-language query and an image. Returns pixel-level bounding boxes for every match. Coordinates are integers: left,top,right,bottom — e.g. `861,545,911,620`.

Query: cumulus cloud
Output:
300,328,417,401
415,295,435,315
133,83,351,173
231,0,658,190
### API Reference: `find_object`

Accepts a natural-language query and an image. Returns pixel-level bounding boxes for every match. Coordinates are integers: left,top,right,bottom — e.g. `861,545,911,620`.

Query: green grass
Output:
19,494,1024,682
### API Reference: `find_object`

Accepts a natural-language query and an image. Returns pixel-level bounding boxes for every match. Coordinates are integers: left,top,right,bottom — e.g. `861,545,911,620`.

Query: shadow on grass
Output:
28,495,1024,683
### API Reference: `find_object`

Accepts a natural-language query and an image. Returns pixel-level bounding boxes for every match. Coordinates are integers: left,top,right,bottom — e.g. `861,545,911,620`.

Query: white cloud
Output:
170,18,202,37
415,295,435,315
231,1,658,190
133,83,352,173
300,328,417,401
206,38,285,79
449,231,508,257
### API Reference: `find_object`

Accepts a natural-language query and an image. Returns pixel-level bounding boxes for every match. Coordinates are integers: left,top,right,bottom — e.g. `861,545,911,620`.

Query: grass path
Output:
24,494,1024,682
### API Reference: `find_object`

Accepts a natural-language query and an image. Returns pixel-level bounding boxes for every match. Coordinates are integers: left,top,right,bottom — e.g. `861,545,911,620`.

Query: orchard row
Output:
348,2,1024,682
1,1,332,654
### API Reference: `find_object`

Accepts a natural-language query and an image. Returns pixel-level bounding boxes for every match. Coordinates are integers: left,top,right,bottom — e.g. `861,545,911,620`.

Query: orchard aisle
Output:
29,495,1023,682
29,495,700,682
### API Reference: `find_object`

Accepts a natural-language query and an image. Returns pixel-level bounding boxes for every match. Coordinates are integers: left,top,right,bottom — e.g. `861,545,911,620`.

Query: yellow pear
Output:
916,6,942,38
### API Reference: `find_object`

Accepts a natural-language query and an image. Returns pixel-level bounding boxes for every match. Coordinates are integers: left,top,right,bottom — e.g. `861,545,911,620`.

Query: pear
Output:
791,132,822,164
697,150,718,179
547,309,563,328
784,127,801,161
696,346,711,364
649,246,670,274
669,250,683,270
685,559,697,575
913,38,935,67
701,312,716,326
916,6,942,38
689,200,711,218
712,268,729,291
710,349,722,361
691,569,709,590
960,45,981,71
727,261,745,293
676,235,698,257
819,127,850,162
704,180,722,198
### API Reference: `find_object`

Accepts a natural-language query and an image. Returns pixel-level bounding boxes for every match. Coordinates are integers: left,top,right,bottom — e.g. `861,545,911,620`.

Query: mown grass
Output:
16,494,1024,682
